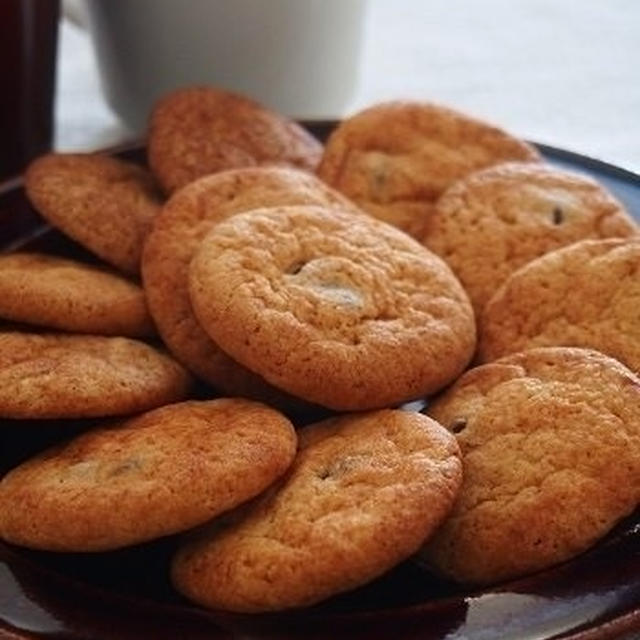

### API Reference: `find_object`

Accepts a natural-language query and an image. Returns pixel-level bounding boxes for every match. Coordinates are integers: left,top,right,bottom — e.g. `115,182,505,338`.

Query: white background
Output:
56,0,640,172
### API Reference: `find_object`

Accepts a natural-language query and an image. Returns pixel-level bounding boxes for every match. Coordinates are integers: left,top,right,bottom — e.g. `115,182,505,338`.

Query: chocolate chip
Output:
286,261,306,275
552,207,564,225
316,456,362,480
450,417,467,433
108,458,142,477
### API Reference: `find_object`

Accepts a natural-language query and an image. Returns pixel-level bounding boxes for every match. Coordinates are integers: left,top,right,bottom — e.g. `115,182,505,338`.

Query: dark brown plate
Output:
1,127,640,640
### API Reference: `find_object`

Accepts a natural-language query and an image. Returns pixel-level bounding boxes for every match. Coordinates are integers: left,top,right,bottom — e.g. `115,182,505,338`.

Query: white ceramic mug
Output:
81,0,369,132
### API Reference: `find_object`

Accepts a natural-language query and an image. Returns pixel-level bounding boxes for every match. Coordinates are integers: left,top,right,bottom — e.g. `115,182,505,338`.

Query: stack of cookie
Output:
0,86,638,613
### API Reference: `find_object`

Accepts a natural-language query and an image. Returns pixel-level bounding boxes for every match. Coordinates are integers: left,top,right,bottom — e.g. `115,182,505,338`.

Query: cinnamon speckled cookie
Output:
317,101,541,239
172,409,462,612
419,347,640,585
0,399,297,551
142,167,356,408
148,87,323,194
188,204,476,410
422,163,637,314
0,252,154,337
25,153,162,274
478,238,640,368
0,332,191,418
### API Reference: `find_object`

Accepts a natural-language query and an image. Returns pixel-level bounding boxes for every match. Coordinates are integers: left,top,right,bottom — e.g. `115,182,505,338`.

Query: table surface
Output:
56,0,640,174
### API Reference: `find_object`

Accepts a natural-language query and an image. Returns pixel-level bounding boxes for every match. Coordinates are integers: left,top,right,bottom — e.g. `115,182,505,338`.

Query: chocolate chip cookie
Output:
25,153,162,274
422,163,637,314
148,86,323,193
317,101,540,239
172,409,462,611
0,399,296,551
420,347,640,584
189,204,476,410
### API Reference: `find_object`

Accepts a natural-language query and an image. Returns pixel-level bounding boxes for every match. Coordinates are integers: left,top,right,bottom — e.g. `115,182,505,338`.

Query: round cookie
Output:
317,101,541,239
0,252,154,337
148,86,323,194
478,238,640,368
0,331,192,419
422,163,638,315
419,347,640,585
142,167,357,407
25,153,162,274
188,204,476,410
0,399,297,551
172,409,462,612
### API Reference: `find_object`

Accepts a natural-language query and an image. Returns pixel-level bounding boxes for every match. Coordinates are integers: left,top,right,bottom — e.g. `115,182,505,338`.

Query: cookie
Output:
188,204,476,410
317,101,541,239
0,398,297,551
142,167,356,408
422,163,638,314
478,238,640,368
0,331,191,419
147,86,323,194
25,153,162,274
419,347,640,585
172,409,462,612
0,252,154,337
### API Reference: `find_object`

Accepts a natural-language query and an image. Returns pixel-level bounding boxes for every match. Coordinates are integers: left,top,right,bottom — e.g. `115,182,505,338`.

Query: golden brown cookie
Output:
422,163,638,315
419,347,640,585
172,409,462,612
317,101,541,239
478,238,640,368
0,252,154,337
188,205,476,410
147,86,323,194
0,399,297,551
142,167,356,408
25,153,162,274
0,331,191,419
